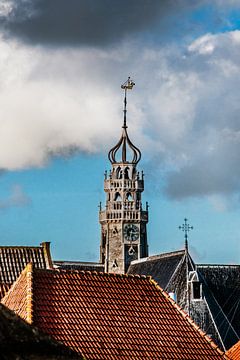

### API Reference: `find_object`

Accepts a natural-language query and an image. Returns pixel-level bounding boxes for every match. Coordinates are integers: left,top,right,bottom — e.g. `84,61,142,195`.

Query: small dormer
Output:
189,271,202,300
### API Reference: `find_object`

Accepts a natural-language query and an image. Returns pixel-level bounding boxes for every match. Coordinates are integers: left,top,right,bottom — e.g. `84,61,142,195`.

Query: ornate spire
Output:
108,77,141,164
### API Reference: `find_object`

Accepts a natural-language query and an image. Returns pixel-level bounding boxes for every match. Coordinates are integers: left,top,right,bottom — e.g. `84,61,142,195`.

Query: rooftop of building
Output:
0,303,81,360
226,340,240,360
0,242,53,299
197,264,240,349
128,249,187,289
54,260,104,272
128,249,240,351
2,264,227,360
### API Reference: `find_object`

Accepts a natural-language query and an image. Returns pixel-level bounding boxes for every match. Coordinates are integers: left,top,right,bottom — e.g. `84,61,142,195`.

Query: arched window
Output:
126,192,133,201
116,167,122,179
114,192,122,201
124,167,129,179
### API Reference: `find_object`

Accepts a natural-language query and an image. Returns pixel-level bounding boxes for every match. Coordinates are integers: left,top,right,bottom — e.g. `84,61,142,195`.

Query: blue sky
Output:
0,1,240,264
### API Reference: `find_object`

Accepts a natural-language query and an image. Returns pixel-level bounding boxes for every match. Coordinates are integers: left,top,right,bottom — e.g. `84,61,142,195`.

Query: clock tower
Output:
99,78,148,274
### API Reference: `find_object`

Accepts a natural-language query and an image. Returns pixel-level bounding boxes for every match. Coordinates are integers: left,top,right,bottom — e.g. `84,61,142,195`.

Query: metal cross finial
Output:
179,218,193,249
121,77,135,128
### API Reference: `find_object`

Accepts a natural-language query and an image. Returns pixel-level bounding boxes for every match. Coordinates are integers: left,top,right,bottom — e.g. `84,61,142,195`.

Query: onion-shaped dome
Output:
109,77,141,164
108,125,141,164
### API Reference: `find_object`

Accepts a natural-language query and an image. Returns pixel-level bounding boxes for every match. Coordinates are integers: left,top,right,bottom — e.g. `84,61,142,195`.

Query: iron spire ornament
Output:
179,218,193,250
121,76,135,128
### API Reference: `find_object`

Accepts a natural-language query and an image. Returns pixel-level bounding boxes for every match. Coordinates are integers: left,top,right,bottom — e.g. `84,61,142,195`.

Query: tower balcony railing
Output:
99,210,148,222
104,179,144,191
107,202,141,211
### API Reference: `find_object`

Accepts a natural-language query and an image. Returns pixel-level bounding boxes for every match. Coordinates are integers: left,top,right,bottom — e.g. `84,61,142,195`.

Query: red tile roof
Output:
0,242,52,299
2,265,228,360
0,303,82,359
226,340,240,359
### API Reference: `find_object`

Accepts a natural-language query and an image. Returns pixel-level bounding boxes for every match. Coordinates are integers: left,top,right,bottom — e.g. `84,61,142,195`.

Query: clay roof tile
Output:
2,267,228,360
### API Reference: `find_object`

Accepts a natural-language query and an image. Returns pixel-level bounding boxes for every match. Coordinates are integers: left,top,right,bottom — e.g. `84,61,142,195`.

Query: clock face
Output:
124,224,139,241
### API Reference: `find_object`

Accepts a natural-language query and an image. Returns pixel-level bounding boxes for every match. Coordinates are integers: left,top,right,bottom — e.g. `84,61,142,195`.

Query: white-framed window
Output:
189,271,202,300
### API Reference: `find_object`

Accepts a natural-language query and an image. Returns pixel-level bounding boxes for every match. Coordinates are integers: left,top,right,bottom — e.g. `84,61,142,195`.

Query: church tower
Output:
99,78,148,274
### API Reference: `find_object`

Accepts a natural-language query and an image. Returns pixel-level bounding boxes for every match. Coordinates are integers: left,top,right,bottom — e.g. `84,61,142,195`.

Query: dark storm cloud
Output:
165,133,240,199
0,0,197,46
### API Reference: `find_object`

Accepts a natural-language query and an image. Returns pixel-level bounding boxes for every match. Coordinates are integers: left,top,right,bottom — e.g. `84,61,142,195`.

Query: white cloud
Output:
188,30,240,56
1,30,240,201
188,33,216,55
0,38,122,169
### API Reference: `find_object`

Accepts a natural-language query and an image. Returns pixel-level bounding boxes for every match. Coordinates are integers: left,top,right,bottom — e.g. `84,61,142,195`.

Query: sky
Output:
0,0,240,263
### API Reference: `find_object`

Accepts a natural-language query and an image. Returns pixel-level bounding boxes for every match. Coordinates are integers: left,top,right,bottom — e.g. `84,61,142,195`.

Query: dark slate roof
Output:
0,242,53,299
127,250,186,288
197,265,240,350
54,260,104,272
0,303,82,360
127,250,240,351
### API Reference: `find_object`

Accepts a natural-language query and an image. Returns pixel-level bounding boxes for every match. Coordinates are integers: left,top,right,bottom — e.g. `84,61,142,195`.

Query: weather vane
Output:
179,218,193,250
121,77,135,128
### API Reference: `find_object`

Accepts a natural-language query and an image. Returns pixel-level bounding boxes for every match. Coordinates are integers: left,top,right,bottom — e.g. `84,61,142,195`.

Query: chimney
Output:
40,242,53,269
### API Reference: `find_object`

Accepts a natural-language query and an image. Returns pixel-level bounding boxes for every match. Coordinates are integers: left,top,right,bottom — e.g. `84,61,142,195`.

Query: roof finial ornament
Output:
179,218,193,251
121,77,135,128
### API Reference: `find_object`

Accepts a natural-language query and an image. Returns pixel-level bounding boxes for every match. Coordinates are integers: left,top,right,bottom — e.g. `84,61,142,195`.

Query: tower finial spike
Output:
121,77,135,128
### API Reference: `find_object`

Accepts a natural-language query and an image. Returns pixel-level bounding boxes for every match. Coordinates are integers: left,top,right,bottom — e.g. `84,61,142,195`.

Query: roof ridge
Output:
1,263,34,324
0,245,42,249
54,260,103,265
33,267,152,280
1,263,29,302
130,249,185,265
165,251,188,289
197,264,240,268
148,277,229,359
26,263,34,324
